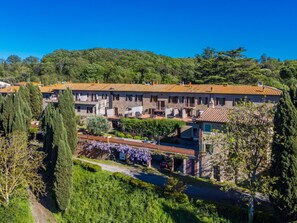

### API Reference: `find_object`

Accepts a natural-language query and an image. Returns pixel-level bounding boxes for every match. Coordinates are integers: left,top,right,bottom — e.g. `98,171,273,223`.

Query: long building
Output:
0,82,282,178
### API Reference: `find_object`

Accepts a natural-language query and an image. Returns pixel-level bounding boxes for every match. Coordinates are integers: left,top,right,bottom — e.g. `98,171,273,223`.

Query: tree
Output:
270,91,297,221
87,115,110,135
52,111,72,211
0,131,45,205
58,88,77,153
27,83,43,119
43,104,72,211
209,102,275,223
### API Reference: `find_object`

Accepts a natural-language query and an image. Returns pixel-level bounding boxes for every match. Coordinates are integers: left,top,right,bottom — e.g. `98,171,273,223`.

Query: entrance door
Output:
114,107,119,116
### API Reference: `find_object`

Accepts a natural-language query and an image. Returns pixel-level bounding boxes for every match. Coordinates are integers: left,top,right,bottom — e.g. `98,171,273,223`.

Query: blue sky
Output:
0,0,296,60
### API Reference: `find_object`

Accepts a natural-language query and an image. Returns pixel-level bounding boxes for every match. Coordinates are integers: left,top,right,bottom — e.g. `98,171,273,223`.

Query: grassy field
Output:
54,164,232,223
0,196,34,223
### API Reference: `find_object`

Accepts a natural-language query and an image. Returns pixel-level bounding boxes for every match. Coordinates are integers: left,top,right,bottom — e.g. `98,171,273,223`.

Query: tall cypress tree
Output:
270,91,297,221
1,94,14,134
43,104,72,211
28,83,43,119
58,88,77,153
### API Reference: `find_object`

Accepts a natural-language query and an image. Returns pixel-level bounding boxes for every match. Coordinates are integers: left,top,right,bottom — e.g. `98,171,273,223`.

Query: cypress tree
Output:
270,91,297,221
1,95,14,134
43,104,72,211
58,88,77,153
28,83,43,119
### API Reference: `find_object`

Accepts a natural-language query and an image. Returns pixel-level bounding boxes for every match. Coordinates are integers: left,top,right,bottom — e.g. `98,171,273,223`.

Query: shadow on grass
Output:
162,203,203,223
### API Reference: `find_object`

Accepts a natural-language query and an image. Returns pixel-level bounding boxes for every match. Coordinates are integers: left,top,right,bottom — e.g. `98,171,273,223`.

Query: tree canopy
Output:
0,47,294,89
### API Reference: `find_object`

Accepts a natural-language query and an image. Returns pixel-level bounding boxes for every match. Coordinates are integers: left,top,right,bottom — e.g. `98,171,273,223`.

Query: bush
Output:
133,135,141,140
115,131,125,138
73,159,102,172
87,116,110,135
125,133,133,138
119,118,185,139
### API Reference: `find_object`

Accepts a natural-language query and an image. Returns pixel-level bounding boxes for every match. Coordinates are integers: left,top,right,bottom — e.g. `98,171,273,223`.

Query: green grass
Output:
54,164,230,223
0,196,34,223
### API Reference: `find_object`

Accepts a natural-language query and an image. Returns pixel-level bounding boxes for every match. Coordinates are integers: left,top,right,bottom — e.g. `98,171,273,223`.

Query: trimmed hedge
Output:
73,159,102,172
119,118,185,139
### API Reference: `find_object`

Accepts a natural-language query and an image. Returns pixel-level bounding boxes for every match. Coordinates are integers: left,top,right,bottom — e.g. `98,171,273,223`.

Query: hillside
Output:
0,47,296,88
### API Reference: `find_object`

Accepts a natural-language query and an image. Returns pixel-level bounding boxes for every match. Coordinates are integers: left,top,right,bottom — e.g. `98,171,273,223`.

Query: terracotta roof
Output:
0,86,20,93
40,83,282,96
197,108,229,123
0,82,282,96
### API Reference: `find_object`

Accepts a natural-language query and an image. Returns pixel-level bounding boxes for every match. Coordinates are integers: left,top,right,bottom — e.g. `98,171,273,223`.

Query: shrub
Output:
133,135,141,140
87,116,110,135
125,133,133,138
73,159,102,172
115,131,125,138
119,118,185,139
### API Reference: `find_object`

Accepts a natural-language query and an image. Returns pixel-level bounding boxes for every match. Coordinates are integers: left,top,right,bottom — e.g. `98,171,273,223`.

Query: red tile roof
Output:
197,108,229,123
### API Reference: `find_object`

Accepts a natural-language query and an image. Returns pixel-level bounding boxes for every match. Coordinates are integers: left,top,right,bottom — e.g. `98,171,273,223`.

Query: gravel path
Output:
28,190,56,223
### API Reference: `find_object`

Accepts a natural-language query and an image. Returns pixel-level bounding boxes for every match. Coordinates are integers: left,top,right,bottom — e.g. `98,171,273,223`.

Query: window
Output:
198,97,202,105
215,98,226,106
150,96,158,102
87,107,93,114
102,94,108,99
113,94,119,101
181,96,184,103
204,124,212,132
172,96,178,104
204,97,208,105
135,95,143,102
126,95,133,101
205,144,213,154
77,106,81,112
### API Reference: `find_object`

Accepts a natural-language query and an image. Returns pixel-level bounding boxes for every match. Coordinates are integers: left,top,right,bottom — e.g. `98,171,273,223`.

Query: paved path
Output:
75,158,269,206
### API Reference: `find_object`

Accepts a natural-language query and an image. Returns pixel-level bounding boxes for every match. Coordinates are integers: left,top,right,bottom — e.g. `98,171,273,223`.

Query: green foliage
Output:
27,83,43,119
86,115,110,135
73,159,102,172
0,91,32,135
54,165,231,223
119,118,185,139
0,48,293,88
43,104,72,211
164,177,187,194
58,88,77,153
0,197,34,223
270,91,297,221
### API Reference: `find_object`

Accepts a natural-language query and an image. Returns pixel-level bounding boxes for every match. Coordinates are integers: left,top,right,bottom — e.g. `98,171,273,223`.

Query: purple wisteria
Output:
85,141,151,163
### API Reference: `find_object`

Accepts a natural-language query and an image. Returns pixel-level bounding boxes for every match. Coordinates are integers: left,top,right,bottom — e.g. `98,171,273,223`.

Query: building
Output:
0,82,282,177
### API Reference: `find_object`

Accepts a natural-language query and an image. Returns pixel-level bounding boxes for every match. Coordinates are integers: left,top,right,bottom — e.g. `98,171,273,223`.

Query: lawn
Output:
0,196,34,223
54,164,231,223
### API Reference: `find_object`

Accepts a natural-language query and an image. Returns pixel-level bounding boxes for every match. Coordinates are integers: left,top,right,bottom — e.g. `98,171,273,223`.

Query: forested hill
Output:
0,47,296,89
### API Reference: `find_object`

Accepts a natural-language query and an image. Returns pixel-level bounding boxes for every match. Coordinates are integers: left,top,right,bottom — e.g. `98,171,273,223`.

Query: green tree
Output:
27,83,43,119
87,116,110,135
58,88,77,153
43,104,72,211
0,131,45,205
270,91,297,221
52,111,72,211
209,102,275,223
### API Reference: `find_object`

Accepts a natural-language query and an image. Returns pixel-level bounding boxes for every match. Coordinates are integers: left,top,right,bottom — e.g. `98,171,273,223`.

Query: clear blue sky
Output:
0,0,296,60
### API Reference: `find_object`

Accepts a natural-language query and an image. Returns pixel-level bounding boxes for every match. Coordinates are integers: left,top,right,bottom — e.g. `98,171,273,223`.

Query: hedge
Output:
119,118,185,139
73,159,102,172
